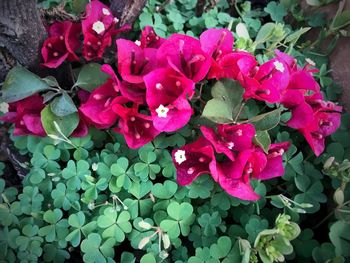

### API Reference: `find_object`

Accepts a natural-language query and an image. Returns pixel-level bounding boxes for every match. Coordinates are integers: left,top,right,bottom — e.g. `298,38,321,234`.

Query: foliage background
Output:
1,0,350,262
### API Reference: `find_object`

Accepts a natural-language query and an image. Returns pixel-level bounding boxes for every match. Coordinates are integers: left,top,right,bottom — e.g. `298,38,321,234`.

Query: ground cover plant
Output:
0,0,350,262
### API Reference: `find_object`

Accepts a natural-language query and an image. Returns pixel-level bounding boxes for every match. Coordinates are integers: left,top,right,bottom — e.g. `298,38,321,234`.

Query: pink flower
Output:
144,68,195,132
282,90,314,129
218,150,267,201
200,123,256,161
82,0,130,60
41,21,81,68
255,142,290,180
242,58,290,103
299,100,342,156
199,28,234,58
116,39,157,84
275,50,320,92
83,32,113,61
0,94,46,136
112,104,160,149
79,79,119,129
157,34,211,82
140,26,165,48
119,81,146,104
207,51,257,81
172,137,221,185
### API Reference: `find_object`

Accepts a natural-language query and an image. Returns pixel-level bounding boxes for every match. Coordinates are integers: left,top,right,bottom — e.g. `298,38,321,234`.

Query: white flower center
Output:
227,142,235,149
174,150,186,164
102,8,110,16
114,17,119,23
156,83,163,90
135,40,141,46
0,102,9,114
92,163,99,171
273,61,285,73
92,21,105,35
155,104,169,118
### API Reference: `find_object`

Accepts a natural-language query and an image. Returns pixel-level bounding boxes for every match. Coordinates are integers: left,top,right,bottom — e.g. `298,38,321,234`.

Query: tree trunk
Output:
0,0,146,182
0,0,47,81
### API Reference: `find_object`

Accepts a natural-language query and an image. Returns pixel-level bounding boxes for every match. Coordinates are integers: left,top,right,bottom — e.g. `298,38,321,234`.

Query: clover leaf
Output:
160,202,195,239
38,209,69,243
81,233,115,263
51,183,80,211
97,208,132,242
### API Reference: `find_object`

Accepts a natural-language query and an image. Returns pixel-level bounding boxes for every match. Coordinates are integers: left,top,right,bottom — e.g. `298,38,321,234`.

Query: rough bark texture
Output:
0,0,47,81
328,2,350,112
110,0,147,26
0,0,146,185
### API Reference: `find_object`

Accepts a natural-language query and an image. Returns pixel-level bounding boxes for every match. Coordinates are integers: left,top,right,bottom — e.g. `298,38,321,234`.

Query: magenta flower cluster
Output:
0,0,342,201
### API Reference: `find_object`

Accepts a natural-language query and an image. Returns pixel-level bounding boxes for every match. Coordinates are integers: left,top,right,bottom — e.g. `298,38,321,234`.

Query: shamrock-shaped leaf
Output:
97,208,132,242
81,233,115,263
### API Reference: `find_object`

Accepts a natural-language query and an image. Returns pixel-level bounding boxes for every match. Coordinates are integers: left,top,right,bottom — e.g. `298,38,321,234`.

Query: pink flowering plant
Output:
0,0,348,262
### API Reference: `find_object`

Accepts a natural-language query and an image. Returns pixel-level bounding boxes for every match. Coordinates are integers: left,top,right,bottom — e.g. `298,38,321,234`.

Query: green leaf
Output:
140,253,156,263
202,79,244,123
329,221,350,257
152,180,178,199
254,23,276,45
264,2,287,22
253,130,271,153
285,27,311,44
50,91,78,117
167,202,193,221
74,63,109,92
41,105,79,138
210,236,232,259
201,99,234,123
72,0,89,13
1,66,49,102
250,108,281,130
332,10,350,30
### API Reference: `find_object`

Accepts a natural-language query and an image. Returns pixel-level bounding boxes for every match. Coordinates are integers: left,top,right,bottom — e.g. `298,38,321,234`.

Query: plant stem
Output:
233,102,245,123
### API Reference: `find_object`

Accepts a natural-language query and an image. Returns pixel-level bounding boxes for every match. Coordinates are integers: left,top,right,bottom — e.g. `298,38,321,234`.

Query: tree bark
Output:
0,0,47,81
110,0,147,26
0,0,147,183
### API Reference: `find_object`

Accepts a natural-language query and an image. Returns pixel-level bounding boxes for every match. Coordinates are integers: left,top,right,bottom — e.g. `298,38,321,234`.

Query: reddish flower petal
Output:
172,137,218,185
144,68,195,132
199,28,234,58
200,126,235,161
79,79,119,128
140,26,165,48
255,142,290,180
117,39,157,83
1,94,45,136
41,36,69,68
112,104,160,148
218,174,260,201
157,34,211,82
218,123,256,152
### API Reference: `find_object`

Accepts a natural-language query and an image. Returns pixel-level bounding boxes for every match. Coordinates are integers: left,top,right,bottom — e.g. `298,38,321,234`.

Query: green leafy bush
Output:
1,0,350,262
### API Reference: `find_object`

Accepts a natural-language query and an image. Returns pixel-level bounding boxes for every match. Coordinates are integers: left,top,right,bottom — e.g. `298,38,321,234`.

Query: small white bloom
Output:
92,21,105,35
174,150,186,165
92,163,99,171
114,17,119,23
135,40,141,46
102,8,110,16
155,104,169,118
305,58,316,66
0,102,9,114
274,61,285,73
156,83,163,90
